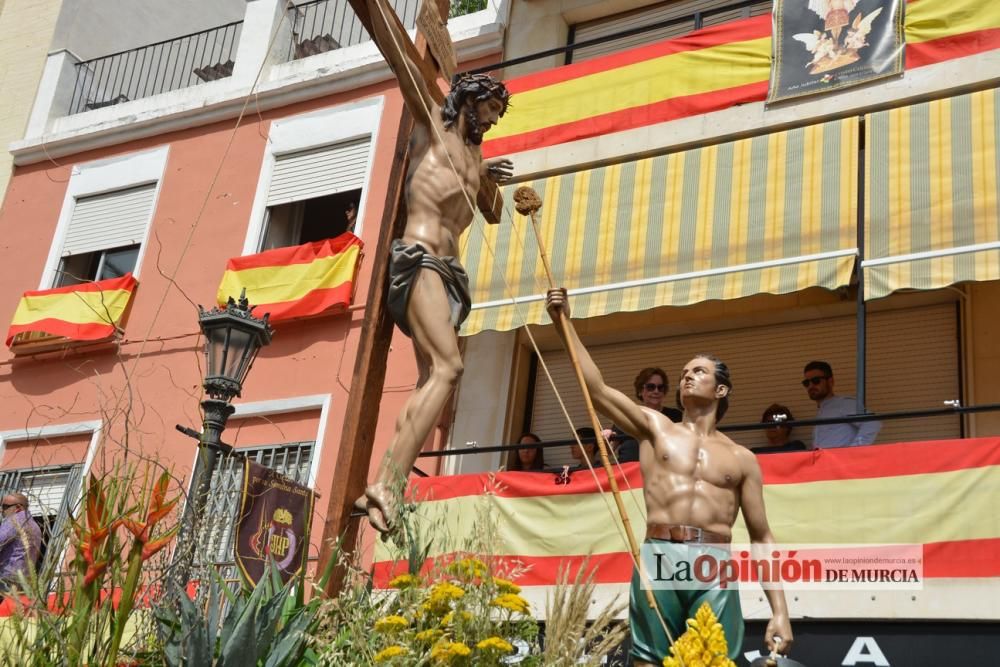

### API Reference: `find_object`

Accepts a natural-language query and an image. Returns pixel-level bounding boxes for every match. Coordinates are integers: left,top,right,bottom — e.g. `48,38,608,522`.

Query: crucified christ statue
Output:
355,0,513,534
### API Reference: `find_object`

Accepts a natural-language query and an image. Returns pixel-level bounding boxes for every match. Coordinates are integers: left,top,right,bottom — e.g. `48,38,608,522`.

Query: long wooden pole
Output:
513,187,656,609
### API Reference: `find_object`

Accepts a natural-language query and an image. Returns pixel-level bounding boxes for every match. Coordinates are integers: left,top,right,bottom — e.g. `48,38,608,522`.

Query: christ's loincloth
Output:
387,240,472,338
631,539,744,664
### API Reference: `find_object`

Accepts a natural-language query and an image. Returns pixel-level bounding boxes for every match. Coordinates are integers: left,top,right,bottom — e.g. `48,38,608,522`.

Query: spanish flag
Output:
373,437,1000,586
5,273,137,346
482,0,1000,158
217,232,363,323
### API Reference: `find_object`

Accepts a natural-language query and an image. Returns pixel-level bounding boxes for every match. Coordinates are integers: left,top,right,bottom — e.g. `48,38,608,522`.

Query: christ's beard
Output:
464,108,484,145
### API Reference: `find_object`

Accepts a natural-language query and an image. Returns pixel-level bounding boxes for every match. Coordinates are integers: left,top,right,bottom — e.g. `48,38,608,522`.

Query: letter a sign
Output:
234,460,315,586
842,637,890,666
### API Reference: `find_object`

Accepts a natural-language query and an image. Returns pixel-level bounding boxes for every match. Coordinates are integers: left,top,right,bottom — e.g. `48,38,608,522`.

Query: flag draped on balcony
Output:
216,232,363,323
482,0,1000,158
373,437,1000,587
5,274,137,346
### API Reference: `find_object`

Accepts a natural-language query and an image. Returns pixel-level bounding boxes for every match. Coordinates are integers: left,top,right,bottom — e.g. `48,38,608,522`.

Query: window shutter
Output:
62,183,157,257
267,137,370,207
18,468,77,516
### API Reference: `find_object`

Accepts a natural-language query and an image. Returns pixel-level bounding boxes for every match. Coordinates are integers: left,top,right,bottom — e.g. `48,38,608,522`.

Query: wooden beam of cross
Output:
317,0,503,595
349,0,503,223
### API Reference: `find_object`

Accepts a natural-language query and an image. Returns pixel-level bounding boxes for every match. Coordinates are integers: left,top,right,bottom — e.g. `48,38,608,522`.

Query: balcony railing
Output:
287,0,488,61
68,20,244,116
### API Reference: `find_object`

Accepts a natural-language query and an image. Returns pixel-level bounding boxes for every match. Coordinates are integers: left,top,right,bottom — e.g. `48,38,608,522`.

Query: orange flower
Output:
141,525,180,562
124,472,180,562
71,476,117,587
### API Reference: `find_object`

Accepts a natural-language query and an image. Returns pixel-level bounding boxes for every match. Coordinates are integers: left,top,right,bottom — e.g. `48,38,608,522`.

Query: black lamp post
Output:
173,290,272,587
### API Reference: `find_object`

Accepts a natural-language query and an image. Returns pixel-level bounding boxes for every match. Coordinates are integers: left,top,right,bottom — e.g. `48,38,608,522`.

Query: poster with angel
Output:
767,0,904,104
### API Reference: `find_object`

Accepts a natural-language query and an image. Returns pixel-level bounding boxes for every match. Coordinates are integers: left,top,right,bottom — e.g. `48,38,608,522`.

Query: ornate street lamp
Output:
173,290,272,587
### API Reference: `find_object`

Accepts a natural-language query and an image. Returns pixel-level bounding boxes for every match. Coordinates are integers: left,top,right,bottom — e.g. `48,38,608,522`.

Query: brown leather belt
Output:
646,523,731,545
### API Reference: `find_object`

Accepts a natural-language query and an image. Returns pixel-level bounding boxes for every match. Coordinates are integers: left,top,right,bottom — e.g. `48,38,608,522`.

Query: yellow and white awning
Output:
864,86,1000,300
460,117,859,336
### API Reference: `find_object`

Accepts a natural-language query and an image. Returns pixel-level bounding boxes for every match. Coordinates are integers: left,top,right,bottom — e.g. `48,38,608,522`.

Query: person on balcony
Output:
604,367,683,463
508,432,546,472
755,404,808,454
569,427,599,472
0,493,41,593
802,360,881,448
545,288,793,665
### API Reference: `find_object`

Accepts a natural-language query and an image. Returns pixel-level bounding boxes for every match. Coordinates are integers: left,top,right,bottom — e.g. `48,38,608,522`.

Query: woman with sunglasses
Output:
607,367,683,463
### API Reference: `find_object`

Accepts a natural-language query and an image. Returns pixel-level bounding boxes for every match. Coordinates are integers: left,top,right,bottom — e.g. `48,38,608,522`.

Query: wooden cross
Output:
317,0,503,593
351,0,504,222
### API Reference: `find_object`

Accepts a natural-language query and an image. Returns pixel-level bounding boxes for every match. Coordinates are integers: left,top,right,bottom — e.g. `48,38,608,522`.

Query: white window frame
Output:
181,394,330,572
184,393,332,497
241,97,384,255
0,420,103,576
39,147,169,289
0,420,103,477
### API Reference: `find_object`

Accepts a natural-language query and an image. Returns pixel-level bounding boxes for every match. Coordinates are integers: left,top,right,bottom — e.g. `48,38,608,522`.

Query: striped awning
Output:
460,117,858,336
864,86,1000,300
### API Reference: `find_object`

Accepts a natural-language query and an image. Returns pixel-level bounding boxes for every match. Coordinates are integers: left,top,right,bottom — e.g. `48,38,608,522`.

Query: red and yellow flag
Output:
217,232,363,323
482,0,1000,158
373,437,1000,586
5,274,137,346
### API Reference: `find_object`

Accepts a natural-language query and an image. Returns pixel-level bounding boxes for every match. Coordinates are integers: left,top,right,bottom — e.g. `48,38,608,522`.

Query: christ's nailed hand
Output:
486,157,514,183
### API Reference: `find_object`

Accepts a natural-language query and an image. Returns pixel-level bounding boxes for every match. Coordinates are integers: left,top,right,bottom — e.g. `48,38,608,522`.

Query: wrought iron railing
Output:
287,0,489,61
68,20,244,116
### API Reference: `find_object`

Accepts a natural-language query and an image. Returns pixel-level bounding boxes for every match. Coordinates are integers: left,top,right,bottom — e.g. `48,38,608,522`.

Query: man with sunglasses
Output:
802,360,881,447
0,493,41,593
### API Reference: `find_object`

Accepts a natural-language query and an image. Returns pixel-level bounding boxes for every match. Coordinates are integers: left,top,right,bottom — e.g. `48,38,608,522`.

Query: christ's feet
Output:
356,483,399,535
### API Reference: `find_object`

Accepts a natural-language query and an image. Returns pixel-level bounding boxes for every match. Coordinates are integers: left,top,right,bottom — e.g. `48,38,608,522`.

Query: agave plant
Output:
154,552,337,667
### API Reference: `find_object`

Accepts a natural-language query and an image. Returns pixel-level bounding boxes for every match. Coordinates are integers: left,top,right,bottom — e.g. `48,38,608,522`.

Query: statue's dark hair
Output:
442,72,511,128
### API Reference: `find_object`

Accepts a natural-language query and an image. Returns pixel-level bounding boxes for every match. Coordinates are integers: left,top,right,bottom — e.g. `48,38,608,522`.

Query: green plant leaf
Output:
207,570,223,657
218,570,270,666
181,592,214,667
263,607,314,667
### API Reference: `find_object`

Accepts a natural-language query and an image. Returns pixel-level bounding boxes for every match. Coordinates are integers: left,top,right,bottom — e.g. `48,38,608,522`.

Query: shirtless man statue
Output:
358,0,513,534
545,289,793,665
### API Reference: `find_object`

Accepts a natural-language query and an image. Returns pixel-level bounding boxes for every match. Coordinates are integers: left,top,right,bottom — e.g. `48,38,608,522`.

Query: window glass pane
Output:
98,245,140,280
56,253,101,287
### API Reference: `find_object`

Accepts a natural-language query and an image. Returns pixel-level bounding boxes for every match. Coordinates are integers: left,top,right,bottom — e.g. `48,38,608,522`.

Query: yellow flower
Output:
448,557,487,580
662,602,736,667
425,581,466,613
492,577,521,594
374,645,408,663
388,573,421,589
476,636,514,653
416,628,444,644
374,615,409,633
491,593,530,615
431,641,472,663
440,610,474,627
